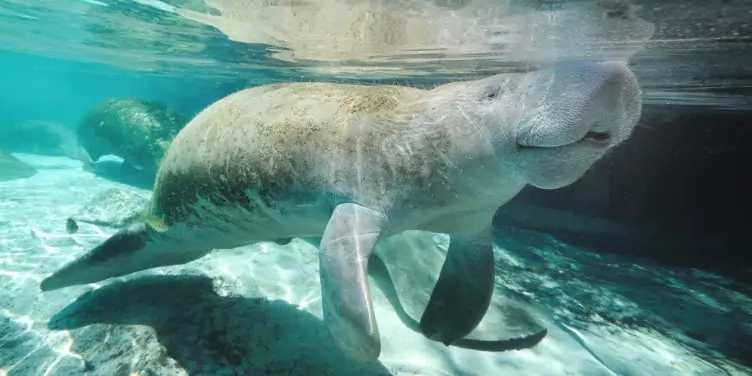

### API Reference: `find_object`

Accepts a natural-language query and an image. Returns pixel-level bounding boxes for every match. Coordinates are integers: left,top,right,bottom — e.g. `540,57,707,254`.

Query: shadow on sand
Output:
48,275,392,375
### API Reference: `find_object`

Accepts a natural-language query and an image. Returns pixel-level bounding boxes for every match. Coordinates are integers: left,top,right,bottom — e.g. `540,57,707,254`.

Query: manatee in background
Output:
0,150,37,181
0,121,74,156
0,120,134,183
40,60,642,361
75,98,187,176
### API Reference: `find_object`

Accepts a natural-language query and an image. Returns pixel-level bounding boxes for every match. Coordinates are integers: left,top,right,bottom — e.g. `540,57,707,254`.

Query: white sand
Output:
1,153,749,375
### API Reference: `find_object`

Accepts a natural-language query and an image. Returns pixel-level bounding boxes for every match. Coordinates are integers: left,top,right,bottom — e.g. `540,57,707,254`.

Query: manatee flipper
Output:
369,246,547,352
372,230,548,351
420,226,495,346
40,222,210,292
318,203,386,361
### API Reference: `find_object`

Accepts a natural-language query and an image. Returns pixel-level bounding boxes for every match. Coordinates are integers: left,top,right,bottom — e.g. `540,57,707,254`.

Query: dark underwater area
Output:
504,104,752,284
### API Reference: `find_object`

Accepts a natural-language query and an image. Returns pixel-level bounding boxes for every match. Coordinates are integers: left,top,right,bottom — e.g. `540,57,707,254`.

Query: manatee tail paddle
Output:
40,223,210,292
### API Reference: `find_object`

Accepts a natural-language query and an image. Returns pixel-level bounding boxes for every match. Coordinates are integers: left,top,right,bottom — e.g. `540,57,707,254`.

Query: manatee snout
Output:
518,60,641,149
568,60,641,146
513,60,642,190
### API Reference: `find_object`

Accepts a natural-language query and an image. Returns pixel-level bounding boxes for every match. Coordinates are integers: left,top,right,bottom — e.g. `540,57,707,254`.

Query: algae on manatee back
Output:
0,150,37,181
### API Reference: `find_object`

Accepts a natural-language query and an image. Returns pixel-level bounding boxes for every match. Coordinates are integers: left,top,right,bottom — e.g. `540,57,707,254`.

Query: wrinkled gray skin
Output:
40,61,642,362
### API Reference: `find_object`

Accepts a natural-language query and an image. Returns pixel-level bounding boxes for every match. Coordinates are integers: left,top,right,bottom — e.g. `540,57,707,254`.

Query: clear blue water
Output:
1,1,750,375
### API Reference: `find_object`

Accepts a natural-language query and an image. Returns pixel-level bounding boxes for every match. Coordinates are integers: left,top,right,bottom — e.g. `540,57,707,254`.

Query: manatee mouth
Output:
582,130,611,144
518,130,612,150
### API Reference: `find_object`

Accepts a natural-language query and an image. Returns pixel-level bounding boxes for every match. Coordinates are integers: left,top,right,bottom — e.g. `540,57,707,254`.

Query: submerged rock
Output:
66,187,150,232
76,98,187,177
0,150,37,181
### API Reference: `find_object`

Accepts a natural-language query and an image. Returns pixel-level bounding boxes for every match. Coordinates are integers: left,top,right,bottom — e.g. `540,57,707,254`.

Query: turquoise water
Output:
1,1,751,375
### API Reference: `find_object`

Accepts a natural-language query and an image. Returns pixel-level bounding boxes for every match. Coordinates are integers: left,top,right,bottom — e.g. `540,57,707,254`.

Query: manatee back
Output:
149,82,427,225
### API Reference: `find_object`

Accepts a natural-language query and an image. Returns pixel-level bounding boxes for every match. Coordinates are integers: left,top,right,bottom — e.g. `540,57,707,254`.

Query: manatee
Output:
40,60,642,361
0,120,75,156
0,150,37,181
75,98,187,176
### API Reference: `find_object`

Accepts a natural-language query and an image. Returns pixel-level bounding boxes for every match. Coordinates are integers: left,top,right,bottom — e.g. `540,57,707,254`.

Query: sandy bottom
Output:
1,153,750,376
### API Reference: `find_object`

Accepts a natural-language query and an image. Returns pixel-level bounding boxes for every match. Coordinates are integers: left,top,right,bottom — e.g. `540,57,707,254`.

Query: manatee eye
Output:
481,87,502,103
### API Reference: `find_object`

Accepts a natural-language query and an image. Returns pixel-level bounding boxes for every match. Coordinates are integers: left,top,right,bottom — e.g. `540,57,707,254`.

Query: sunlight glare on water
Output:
5,0,657,78
1,0,750,108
